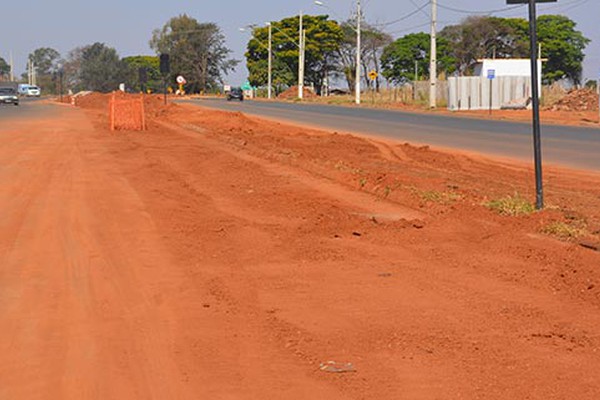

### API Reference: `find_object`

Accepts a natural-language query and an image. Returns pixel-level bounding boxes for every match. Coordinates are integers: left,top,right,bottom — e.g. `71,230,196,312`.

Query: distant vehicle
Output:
227,87,244,102
18,85,41,97
0,87,19,106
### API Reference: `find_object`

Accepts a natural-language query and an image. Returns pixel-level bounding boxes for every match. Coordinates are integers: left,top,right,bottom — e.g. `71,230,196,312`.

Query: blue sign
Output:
487,69,496,80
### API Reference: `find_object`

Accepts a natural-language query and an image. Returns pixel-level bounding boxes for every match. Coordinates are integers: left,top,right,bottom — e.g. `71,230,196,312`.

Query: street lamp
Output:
315,0,361,105
240,24,273,100
266,22,273,100
267,20,306,100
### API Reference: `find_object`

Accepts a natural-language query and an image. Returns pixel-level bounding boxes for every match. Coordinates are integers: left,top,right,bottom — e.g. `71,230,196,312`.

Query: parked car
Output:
0,87,19,106
227,87,244,101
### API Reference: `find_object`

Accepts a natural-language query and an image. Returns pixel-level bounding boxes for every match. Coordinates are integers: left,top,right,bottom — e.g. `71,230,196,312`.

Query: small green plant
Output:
485,194,535,216
359,177,368,188
542,221,586,239
421,190,462,204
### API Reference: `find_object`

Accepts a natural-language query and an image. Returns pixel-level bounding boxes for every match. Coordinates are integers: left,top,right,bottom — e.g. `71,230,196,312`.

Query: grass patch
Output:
485,194,535,216
542,221,586,240
420,190,463,204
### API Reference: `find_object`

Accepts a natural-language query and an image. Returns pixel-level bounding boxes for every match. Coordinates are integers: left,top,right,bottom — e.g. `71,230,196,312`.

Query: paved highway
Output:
182,98,600,170
0,98,51,121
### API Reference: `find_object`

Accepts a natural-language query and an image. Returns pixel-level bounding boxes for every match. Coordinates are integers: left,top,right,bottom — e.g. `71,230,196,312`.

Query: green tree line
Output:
246,14,590,91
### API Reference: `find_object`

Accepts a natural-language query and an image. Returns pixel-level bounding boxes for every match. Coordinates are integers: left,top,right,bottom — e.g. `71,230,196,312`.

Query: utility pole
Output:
528,0,543,209
298,11,304,99
9,51,14,82
355,0,362,105
268,22,272,100
429,0,437,109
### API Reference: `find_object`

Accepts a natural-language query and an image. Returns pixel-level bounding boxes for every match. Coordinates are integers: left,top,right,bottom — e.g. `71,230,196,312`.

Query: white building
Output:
448,58,545,111
474,58,543,90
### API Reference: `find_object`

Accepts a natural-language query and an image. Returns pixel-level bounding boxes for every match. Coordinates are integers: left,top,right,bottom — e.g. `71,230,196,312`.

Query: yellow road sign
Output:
368,70,378,81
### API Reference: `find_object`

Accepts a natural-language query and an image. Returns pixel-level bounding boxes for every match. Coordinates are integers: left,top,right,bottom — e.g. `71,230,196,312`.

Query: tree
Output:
26,47,61,92
27,48,61,75
440,15,589,85
381,33,456,85
122,56,162,92
0,57,9,79
61,47,85,93
440,16,526,75
520,15,589,85
150,15,238,93
245,14,343,95
360,24,393,91
79,43,126,92
335,21,392,92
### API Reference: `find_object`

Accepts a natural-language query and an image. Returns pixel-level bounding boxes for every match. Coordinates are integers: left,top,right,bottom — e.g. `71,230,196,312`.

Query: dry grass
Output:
485,194,536,216
541,221,586,240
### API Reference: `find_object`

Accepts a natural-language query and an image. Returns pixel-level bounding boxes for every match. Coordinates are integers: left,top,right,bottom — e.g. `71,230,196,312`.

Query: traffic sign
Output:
506,0,556,3
368,70,378,81
487,69,496,80
176,75,187,85
159,54,170,75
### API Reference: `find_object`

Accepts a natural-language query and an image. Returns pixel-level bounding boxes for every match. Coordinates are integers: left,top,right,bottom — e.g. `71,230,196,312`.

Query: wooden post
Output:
140,94,146,131
110,92,116,131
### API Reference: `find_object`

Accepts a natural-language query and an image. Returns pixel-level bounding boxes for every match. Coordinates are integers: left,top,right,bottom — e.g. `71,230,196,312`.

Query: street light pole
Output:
429,0,437,108
268,22,273,100
355,0,361,105
299,11,304,99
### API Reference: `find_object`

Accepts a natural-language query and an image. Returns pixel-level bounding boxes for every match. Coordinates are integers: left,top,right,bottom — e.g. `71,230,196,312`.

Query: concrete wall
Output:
448,76,533,111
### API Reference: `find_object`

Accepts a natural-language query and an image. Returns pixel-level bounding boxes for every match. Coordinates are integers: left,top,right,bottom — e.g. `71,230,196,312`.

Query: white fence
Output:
448,76,534,111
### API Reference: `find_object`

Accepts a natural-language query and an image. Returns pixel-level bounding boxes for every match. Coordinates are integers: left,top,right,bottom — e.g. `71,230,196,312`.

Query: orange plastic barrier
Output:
109,92,146,131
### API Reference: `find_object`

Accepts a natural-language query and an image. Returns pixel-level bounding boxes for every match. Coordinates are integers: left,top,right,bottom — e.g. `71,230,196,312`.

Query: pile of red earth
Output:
74,92,110,110
278,85,318,99
550,88,599,111
73,92,174,117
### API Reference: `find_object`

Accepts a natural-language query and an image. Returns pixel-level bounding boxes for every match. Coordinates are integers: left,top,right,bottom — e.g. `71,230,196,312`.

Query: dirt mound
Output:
550,89,599,111
74,92,110,110
72,92,175,116
278,86,318,100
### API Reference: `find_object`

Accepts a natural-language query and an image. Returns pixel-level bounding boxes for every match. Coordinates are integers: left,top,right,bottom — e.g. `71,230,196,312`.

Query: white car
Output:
18,85,41,97
25,86,41,97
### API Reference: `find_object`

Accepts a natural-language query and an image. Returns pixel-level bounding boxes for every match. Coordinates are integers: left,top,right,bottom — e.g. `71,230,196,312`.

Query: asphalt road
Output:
182,98,600,170
0,97,49,121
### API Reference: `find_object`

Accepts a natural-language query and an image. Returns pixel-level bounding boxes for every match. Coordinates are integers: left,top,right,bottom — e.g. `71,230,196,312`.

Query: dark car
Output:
0,88,19,106
227,87,244,101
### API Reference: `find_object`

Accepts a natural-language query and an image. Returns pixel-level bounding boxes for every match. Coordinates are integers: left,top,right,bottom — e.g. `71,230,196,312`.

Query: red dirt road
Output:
1,100,600,399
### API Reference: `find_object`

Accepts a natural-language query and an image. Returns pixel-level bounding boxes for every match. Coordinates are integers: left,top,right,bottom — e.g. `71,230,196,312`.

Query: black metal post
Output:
528,0,544,209
59,69,64,103
163,78,167,105
489,78,493,116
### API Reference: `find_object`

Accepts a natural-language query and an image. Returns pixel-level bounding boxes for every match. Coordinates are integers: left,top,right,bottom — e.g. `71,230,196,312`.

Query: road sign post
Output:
506,0,556,210
159,54,170,105
487,69,495,116
369,70,378,104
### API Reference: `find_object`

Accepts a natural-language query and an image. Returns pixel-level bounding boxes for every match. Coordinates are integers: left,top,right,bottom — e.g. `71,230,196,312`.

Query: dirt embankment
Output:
15,92,597,399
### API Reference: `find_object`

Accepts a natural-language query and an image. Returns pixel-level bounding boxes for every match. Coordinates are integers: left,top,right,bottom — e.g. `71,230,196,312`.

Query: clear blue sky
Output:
1,0,597,85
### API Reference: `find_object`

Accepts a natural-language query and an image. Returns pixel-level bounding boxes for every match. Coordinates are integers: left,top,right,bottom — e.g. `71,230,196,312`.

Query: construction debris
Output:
550,89,599,112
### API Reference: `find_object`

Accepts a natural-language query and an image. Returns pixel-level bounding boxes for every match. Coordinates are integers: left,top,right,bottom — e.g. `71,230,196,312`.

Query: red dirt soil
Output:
1,94,599,399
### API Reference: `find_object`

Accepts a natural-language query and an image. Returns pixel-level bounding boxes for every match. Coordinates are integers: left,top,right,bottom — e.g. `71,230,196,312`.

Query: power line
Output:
436,2,522,15
373,0,431,28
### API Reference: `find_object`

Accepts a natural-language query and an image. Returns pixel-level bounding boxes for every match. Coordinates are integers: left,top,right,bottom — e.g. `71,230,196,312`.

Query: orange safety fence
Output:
108,92,146,132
